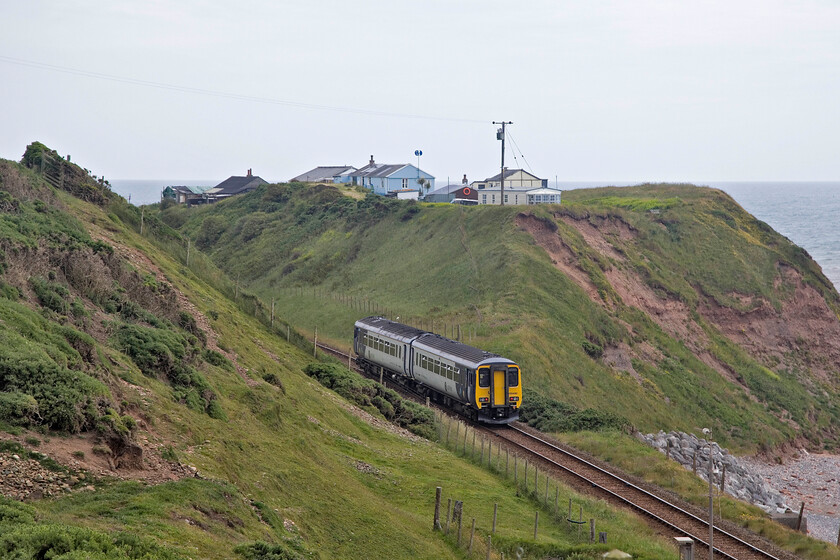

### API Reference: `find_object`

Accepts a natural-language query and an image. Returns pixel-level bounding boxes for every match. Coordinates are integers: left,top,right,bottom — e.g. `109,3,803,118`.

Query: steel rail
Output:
493,424,782,560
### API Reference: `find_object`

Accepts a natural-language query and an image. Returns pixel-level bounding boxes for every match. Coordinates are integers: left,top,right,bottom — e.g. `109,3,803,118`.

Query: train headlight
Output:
478,397,489,403
509,396,519,402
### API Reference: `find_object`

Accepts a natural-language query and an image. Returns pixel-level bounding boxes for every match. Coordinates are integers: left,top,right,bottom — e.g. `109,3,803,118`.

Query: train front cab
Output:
474,363,521,423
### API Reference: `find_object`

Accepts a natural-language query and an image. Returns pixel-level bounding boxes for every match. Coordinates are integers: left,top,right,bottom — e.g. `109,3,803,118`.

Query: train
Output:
353,316,522,423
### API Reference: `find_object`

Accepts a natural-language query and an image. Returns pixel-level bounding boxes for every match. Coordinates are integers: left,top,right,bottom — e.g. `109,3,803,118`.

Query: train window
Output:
478,368,490,387
507,367,519,387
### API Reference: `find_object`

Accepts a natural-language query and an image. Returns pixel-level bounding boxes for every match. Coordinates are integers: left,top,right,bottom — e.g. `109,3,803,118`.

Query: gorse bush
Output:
518,390,629,433
303,363,435,439
112,322,224,419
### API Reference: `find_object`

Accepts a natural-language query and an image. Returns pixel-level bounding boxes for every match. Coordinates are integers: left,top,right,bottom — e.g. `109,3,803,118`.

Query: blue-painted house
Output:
337,155,435,196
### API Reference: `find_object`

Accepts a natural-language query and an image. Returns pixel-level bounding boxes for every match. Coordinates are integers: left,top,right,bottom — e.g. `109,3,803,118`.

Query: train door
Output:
491,366,507,406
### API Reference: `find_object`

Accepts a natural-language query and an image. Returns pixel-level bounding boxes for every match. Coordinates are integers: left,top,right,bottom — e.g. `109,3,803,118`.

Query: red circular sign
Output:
463,187,471,195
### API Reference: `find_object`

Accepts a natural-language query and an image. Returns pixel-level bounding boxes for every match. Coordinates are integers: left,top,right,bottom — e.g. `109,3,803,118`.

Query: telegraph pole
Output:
492,121,512,205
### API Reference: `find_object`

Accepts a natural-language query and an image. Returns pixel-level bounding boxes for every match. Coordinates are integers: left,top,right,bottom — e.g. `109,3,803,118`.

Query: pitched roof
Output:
212,175,268,195
290,166,356,182
483,168,543,182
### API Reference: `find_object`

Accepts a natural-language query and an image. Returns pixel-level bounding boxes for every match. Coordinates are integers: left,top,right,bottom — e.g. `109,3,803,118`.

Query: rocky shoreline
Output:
640,431,789,513
641,431,840,544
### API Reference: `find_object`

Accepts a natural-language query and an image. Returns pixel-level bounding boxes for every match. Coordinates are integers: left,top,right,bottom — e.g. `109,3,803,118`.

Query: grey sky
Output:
2,0,838,190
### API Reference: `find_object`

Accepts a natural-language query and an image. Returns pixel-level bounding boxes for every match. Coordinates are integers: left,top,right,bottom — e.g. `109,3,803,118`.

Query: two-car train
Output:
353,316,522,423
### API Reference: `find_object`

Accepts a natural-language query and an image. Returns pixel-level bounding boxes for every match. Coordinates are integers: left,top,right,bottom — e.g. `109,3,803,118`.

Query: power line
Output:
0,55,486,124
506,130,535,174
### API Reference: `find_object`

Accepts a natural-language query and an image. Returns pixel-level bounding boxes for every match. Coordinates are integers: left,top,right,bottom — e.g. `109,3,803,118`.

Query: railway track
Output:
315,341,794,560
485,424,791,560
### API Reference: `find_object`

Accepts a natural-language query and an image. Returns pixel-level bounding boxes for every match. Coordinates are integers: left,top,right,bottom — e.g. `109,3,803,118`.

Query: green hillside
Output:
0,145,699,559
162,181,840,453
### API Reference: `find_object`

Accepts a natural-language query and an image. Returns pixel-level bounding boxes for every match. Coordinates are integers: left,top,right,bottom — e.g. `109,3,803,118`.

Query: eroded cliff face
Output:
516,210,840,437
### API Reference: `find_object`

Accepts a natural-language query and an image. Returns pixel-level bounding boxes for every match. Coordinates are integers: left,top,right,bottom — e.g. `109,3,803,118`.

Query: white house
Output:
477,186,562,206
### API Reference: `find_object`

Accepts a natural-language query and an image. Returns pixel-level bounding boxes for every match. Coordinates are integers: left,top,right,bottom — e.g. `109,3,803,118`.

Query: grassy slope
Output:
164,182,840,453
0,159,681,558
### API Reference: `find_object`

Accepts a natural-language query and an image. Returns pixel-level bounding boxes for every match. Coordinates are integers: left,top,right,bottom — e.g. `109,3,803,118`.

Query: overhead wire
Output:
506,130,535,174
0,55,487,124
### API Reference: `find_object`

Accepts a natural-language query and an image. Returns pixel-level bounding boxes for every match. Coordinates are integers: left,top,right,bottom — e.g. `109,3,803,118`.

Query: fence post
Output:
486,535,492,560
590,519,595,543
492,503,498,533
469,518,475,553
534,511,539,540
270,298,275,326
446,416,452,446
433,487,442,531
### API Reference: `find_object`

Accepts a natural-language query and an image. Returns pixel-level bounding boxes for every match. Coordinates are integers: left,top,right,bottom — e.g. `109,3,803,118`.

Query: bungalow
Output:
477,186,562,206
204,169,267,202
289,165,356,183
338,155,435,196
424,184,478,203
167,185,212,206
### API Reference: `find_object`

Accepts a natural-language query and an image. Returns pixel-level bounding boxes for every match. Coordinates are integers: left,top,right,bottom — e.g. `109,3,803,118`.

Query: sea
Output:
110,179,840,290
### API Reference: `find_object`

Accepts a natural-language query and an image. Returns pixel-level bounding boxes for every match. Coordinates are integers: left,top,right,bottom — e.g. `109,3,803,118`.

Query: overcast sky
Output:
2,0,839,191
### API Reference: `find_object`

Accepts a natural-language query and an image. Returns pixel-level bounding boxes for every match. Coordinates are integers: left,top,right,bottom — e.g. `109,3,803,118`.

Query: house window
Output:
491,195,496,203
482,194,487,204
402,178,409,188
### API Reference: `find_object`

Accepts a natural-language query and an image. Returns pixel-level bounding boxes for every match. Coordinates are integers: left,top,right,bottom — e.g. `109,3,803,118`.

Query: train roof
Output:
355,316,426,342
355,316,516,367
413,333,510,367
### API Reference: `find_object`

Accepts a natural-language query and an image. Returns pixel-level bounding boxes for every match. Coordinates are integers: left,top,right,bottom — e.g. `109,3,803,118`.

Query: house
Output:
289,165,357,183
386,189,421,200
471,169,547,190
477,186,562,206
204,169,267,202
338,155,435,196
164,185,212,205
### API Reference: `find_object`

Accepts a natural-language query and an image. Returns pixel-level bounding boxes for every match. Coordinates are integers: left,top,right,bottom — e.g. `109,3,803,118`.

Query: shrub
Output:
518,390,629,433
302,363,435,438
234,540,310,560
0,392,39,426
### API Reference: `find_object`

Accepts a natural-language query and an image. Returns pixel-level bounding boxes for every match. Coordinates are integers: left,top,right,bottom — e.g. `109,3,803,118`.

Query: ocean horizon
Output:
108,179,840,290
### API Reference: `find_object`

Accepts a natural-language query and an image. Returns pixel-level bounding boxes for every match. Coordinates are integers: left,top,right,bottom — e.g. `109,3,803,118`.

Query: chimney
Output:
247,168,252,177
462,174,467,185
369,155,375,166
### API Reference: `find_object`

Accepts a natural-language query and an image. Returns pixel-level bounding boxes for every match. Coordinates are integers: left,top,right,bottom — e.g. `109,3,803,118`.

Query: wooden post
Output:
796,502,805,531
287,325,290,342
590,519,595,543
693,452,697,475
534,511,539,540
433,487,442,531
492,503,498,533
486,535,492,560
457,511,463,546
469,518,476,553
720,464,727,493
270,298,275,326
446,416,452,446
454,421,460,449
463,426,468,455
487,440,492,468
568,498,572,521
